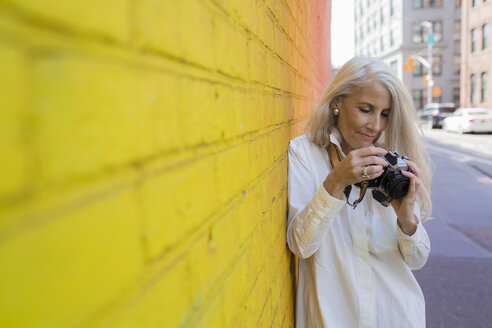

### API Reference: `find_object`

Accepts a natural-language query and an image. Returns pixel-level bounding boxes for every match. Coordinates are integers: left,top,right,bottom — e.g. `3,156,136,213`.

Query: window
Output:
412,21,442,43
472,0,478,6
483,24,489,50
454,54,461,75
413,24,423,43
481,72,487,103
472,28,478,52
414,62,424,76
413,89,425,109
453,87,460,105
390,30,395,47
390,0,395,16
380,36,385,52
471,74,476,104
455,0,461,7
454,20,461,41
380,8,385,24
413,0,442,8
390,60,398,73
412,89,439,108
432,55,443,75
433,21,443,43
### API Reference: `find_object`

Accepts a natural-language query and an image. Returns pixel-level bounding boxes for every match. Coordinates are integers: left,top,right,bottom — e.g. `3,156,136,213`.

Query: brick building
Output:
460,0,492,108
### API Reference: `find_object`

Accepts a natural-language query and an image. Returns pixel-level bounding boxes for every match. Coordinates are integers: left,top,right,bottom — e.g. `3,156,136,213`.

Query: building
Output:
354,0,462,109
460,0,492,108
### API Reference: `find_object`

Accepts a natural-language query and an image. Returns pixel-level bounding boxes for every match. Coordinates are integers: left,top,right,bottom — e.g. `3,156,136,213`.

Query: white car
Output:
442,108,492,133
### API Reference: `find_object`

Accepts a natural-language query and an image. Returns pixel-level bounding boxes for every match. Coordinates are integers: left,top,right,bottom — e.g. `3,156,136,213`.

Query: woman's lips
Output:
359,132,375,141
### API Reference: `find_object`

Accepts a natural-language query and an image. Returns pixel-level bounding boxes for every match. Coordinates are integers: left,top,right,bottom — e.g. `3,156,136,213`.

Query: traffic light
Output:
403,55,414,72
432,87,441,97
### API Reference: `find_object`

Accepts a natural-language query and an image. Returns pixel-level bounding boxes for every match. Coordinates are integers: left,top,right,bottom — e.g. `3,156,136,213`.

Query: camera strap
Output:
327,142,392,209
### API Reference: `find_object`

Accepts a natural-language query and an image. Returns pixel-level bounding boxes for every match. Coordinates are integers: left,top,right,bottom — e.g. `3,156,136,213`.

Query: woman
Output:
287,56,432,327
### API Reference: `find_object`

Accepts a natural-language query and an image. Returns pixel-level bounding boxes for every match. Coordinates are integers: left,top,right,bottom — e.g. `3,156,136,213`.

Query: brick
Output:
214,16,249,80
277,1,292,34
142,73,182,153
135,0,184,59
279,61,292,92
257,2,275,49
262,93,276,127
140,156,218,259
32,57,164,183
249,134,273,179
232,0,258,35
216,142,251,204
235,90,262,134
275,95,290,124
0,189,143,327
179,78,223,146
101,257,193,327
187,209,242,296
180,0,215,69
0,45,26,198
137,0,214,68
267,52,278,88
5,0,131,42
270,126,290,162
248,42,267,84
214,84,237,140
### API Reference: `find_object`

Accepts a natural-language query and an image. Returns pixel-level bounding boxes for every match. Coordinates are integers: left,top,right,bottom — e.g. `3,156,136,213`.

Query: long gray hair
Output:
306,56,432,220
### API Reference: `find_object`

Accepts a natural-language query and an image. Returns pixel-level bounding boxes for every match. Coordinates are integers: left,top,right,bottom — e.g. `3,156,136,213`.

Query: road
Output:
414,129,492,328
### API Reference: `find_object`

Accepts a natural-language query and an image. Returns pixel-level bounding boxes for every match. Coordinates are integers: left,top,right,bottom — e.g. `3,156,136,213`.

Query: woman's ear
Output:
330,97,341,110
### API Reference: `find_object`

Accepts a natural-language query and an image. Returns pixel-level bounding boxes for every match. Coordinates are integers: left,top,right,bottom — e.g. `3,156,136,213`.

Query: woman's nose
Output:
367,115,380,132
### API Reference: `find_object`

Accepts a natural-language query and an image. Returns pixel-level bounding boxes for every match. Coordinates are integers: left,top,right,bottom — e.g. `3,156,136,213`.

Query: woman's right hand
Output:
323,147,389,199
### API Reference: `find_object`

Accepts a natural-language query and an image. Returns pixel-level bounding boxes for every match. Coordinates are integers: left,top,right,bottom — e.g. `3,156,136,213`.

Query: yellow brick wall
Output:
0,0,331,327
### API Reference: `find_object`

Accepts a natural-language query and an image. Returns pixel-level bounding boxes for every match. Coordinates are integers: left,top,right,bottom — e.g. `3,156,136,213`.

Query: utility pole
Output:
421,21,434,105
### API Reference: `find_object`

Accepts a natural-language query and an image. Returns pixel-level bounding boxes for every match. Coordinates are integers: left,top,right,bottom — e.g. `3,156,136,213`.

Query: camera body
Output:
356,151,411,199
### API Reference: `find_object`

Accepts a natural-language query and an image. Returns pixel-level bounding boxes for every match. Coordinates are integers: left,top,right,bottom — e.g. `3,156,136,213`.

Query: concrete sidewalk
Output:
423,129,492,159
424,129,492,178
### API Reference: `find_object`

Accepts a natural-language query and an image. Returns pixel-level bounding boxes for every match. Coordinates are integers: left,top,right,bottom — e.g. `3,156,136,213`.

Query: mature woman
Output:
287,56,432,327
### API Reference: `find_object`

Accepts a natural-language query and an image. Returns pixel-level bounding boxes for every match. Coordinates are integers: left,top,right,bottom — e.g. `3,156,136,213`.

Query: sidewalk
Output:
423,129,492,159
423,129,492,178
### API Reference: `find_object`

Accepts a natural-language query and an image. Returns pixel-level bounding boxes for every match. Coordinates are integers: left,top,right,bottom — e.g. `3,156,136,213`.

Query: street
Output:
414,129,492,328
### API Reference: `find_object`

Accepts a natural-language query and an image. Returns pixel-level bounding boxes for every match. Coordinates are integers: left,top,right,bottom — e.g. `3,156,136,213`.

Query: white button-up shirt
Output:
287,131,430,328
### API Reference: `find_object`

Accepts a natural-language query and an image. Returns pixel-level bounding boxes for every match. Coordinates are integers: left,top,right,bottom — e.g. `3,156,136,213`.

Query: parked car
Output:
418,102,456,129
442,107,492,133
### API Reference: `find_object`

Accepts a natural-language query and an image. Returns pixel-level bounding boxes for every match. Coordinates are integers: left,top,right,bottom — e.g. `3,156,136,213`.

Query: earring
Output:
333,108,340,116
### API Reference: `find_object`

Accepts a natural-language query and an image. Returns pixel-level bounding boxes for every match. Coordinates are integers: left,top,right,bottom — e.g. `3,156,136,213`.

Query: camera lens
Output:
381,171,410,199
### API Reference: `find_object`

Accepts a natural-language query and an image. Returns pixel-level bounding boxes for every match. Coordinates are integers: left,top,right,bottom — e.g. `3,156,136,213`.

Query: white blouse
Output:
287,131,430,328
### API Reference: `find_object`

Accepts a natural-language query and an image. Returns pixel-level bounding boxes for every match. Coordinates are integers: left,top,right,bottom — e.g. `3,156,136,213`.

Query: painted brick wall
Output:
0,0,331,327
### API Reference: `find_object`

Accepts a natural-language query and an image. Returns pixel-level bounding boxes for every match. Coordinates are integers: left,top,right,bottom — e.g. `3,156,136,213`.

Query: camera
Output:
356,151,411,199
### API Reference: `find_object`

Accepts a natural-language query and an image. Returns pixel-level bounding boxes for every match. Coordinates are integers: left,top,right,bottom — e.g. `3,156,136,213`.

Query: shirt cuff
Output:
397,219,425,243
310,184,346,219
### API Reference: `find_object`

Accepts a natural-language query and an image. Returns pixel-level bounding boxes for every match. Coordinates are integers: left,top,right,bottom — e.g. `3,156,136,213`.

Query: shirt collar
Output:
329,128,346,157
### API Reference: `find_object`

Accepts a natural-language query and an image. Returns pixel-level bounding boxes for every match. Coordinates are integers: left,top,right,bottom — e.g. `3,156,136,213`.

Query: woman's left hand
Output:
391,159,421,235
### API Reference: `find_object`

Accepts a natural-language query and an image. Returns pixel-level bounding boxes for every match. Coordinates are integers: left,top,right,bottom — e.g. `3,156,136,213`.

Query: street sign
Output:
427,32,435,45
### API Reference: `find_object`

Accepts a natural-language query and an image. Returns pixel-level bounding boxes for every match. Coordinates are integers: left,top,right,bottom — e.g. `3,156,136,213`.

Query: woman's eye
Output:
381,112,390,117
359,108,370,113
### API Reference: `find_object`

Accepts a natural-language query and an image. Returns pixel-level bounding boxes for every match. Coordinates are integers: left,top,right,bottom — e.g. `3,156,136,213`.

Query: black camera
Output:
356,151,411,199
